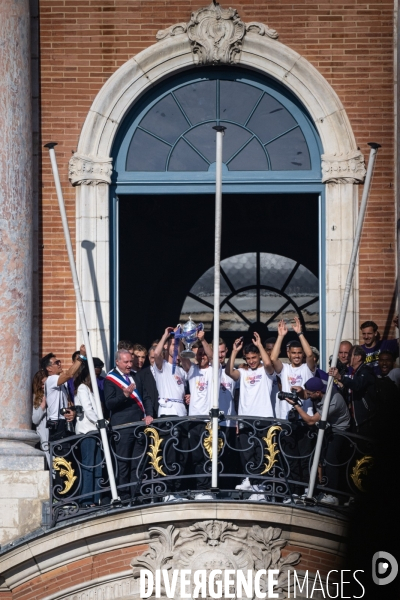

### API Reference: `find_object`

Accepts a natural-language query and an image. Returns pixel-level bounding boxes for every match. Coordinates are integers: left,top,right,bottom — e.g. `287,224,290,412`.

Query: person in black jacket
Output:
329,345,376,435
104,349,153,502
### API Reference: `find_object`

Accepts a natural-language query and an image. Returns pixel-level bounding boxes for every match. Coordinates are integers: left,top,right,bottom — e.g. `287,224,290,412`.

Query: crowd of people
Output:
32,317,399,508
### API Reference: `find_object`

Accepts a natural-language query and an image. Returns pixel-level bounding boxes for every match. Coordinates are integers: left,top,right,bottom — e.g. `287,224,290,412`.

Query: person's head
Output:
41,353,62,377
286,341,304,366
210,338,227,364
117,339,134,354
349,345,366,369
310,346,320,369
304,377,326,401
131,343,147,371
93,357,104,378
148,341,158,366
74,364,92,394
264,337,276,357
338,341,352,365
378,351,395,376
196,345,210,369
360,321,379,348
32,370,47,408
115,349,133,374
243,343,261,370
72,350,80,362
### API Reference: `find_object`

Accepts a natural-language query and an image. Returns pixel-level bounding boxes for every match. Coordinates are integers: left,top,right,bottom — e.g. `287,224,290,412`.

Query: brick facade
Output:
39,1,396,364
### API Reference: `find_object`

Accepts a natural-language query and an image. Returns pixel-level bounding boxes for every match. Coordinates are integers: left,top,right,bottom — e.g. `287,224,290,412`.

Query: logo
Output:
245,374,262,386
174,375,183,386
196,379,208,392
372,551,398,586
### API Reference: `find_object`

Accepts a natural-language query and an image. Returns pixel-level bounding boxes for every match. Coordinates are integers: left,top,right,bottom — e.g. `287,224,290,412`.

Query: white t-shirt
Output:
153,360,187,417
237,366,274,418
219,366,237,427
278,363,314,419
187,364,213,416
45,374,69,421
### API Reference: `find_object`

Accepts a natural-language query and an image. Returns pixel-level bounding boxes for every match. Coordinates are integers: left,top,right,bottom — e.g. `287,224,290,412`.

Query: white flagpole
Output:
306,142,381,502
211,126,226,490
44,142,120,503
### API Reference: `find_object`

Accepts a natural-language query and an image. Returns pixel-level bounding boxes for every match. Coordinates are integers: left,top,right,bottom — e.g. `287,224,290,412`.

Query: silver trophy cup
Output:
179,316,199,359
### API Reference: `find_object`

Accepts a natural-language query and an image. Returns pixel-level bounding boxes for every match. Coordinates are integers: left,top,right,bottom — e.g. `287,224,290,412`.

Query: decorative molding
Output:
69,153,113,186
156,2,278,65
321,151,366,184
131,520,301,598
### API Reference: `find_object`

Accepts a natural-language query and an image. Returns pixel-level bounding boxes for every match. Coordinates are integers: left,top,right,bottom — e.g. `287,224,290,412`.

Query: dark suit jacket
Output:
136,367,159,418
104,369,153,425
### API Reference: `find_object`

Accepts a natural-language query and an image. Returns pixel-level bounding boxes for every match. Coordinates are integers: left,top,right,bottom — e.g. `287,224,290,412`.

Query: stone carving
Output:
321,151,366,184
156,2,278,65
53,575,137,599
131,520,301,598
69,153,113,185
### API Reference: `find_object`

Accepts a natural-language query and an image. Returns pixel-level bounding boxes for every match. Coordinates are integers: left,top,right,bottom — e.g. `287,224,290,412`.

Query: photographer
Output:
286,378,350,506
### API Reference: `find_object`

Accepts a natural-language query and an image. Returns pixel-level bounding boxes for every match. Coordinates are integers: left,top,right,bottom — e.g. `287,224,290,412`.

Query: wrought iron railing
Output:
49,416,374,526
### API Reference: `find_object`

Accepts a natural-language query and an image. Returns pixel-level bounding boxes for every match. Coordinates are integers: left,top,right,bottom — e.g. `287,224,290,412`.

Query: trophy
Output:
179,316,203,359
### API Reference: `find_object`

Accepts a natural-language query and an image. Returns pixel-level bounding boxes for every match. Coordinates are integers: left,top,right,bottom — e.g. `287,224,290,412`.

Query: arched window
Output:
180,252,319,335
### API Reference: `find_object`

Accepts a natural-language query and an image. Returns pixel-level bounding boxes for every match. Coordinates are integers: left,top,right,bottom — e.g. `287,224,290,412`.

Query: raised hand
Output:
292,316,302,334
233,337,243,352
79,344,86,356
277,320,288,337
197,330,205,342
164,326,174,338
252,331,262,348
123,382,136,397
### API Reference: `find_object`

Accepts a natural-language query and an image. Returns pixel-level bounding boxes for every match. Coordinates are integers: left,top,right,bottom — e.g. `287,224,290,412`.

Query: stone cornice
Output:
321,151,366,184
156,2,278,65
69,153,113,186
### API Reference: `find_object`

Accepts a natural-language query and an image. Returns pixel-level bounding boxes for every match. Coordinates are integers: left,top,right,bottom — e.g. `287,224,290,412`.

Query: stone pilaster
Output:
0,0,47,545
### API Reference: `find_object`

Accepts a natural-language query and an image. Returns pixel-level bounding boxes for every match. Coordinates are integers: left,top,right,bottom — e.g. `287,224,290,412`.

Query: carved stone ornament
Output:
69,153,113,186
321,151,366,184
156,2,278,65
131,520,301,599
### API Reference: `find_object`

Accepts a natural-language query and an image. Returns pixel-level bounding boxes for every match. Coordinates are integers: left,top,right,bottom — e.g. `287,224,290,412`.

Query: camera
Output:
60,405,83,416
277,391,301,405
46,419,58,431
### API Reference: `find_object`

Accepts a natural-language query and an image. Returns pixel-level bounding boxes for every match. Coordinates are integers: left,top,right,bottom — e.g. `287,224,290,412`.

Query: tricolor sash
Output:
106,371,145,413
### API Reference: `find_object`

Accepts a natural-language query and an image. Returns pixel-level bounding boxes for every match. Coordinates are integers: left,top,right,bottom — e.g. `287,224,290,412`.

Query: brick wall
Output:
39,0,396,365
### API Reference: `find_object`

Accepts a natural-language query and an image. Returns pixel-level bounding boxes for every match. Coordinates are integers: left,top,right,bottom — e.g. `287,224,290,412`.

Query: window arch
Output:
180,252,319,335
112,68,322,184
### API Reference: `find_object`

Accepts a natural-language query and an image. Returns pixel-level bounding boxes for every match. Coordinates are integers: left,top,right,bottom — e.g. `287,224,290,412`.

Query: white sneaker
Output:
235,477,252,491
163,494,180,503
248,493,267,501
283,494,298,504
194,492,215,500
319,493,339,506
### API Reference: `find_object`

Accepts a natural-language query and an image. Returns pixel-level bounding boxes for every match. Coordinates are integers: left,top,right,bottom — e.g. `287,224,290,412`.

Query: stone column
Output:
0,0,47,545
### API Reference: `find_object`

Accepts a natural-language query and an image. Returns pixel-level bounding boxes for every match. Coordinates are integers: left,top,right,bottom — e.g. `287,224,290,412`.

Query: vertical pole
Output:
306,142,381,501
44,143,120,503
211,126,226,490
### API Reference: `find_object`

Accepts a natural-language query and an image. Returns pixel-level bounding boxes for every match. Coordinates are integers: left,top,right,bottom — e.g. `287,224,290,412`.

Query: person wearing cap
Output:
286,377,350,506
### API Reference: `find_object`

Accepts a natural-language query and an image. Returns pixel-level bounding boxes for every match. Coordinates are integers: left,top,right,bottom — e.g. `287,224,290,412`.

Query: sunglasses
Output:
51,360,62,366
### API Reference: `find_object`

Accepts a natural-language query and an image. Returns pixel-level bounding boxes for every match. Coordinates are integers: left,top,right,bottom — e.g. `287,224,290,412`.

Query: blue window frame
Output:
110,67,325,363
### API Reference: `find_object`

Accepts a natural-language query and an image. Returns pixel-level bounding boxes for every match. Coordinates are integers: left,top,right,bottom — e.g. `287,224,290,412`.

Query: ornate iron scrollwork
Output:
203,422,223,459
144,427,167,476
261,425,282,474
53,457,77,494
350,455,374,492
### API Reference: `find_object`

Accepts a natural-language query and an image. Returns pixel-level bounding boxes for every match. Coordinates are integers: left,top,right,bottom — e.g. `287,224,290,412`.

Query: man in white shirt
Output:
225,332,275,499
153,327,191,501
270,318,315,502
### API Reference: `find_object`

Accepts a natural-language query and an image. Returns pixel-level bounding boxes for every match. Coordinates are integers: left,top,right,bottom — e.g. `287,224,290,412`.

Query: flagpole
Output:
44,142,120,503
211,126,226,490
306,142,381,502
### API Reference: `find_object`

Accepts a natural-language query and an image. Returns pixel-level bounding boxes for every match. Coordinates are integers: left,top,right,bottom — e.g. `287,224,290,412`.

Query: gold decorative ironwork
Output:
203,422,224,459
350,455,374,492
144,427,166,476
261,426,282,474
53,457,77,494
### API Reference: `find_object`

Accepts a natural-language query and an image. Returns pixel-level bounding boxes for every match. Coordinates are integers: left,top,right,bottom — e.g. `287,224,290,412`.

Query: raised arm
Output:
270,320,287,374
57,344,86,385
292,316,315,372
197,330,213,362
154,327,173,370
225,337,242,382
253,332,274,375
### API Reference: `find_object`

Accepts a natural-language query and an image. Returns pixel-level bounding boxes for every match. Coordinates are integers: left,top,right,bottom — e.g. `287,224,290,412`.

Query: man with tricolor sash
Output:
104,349,153,503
